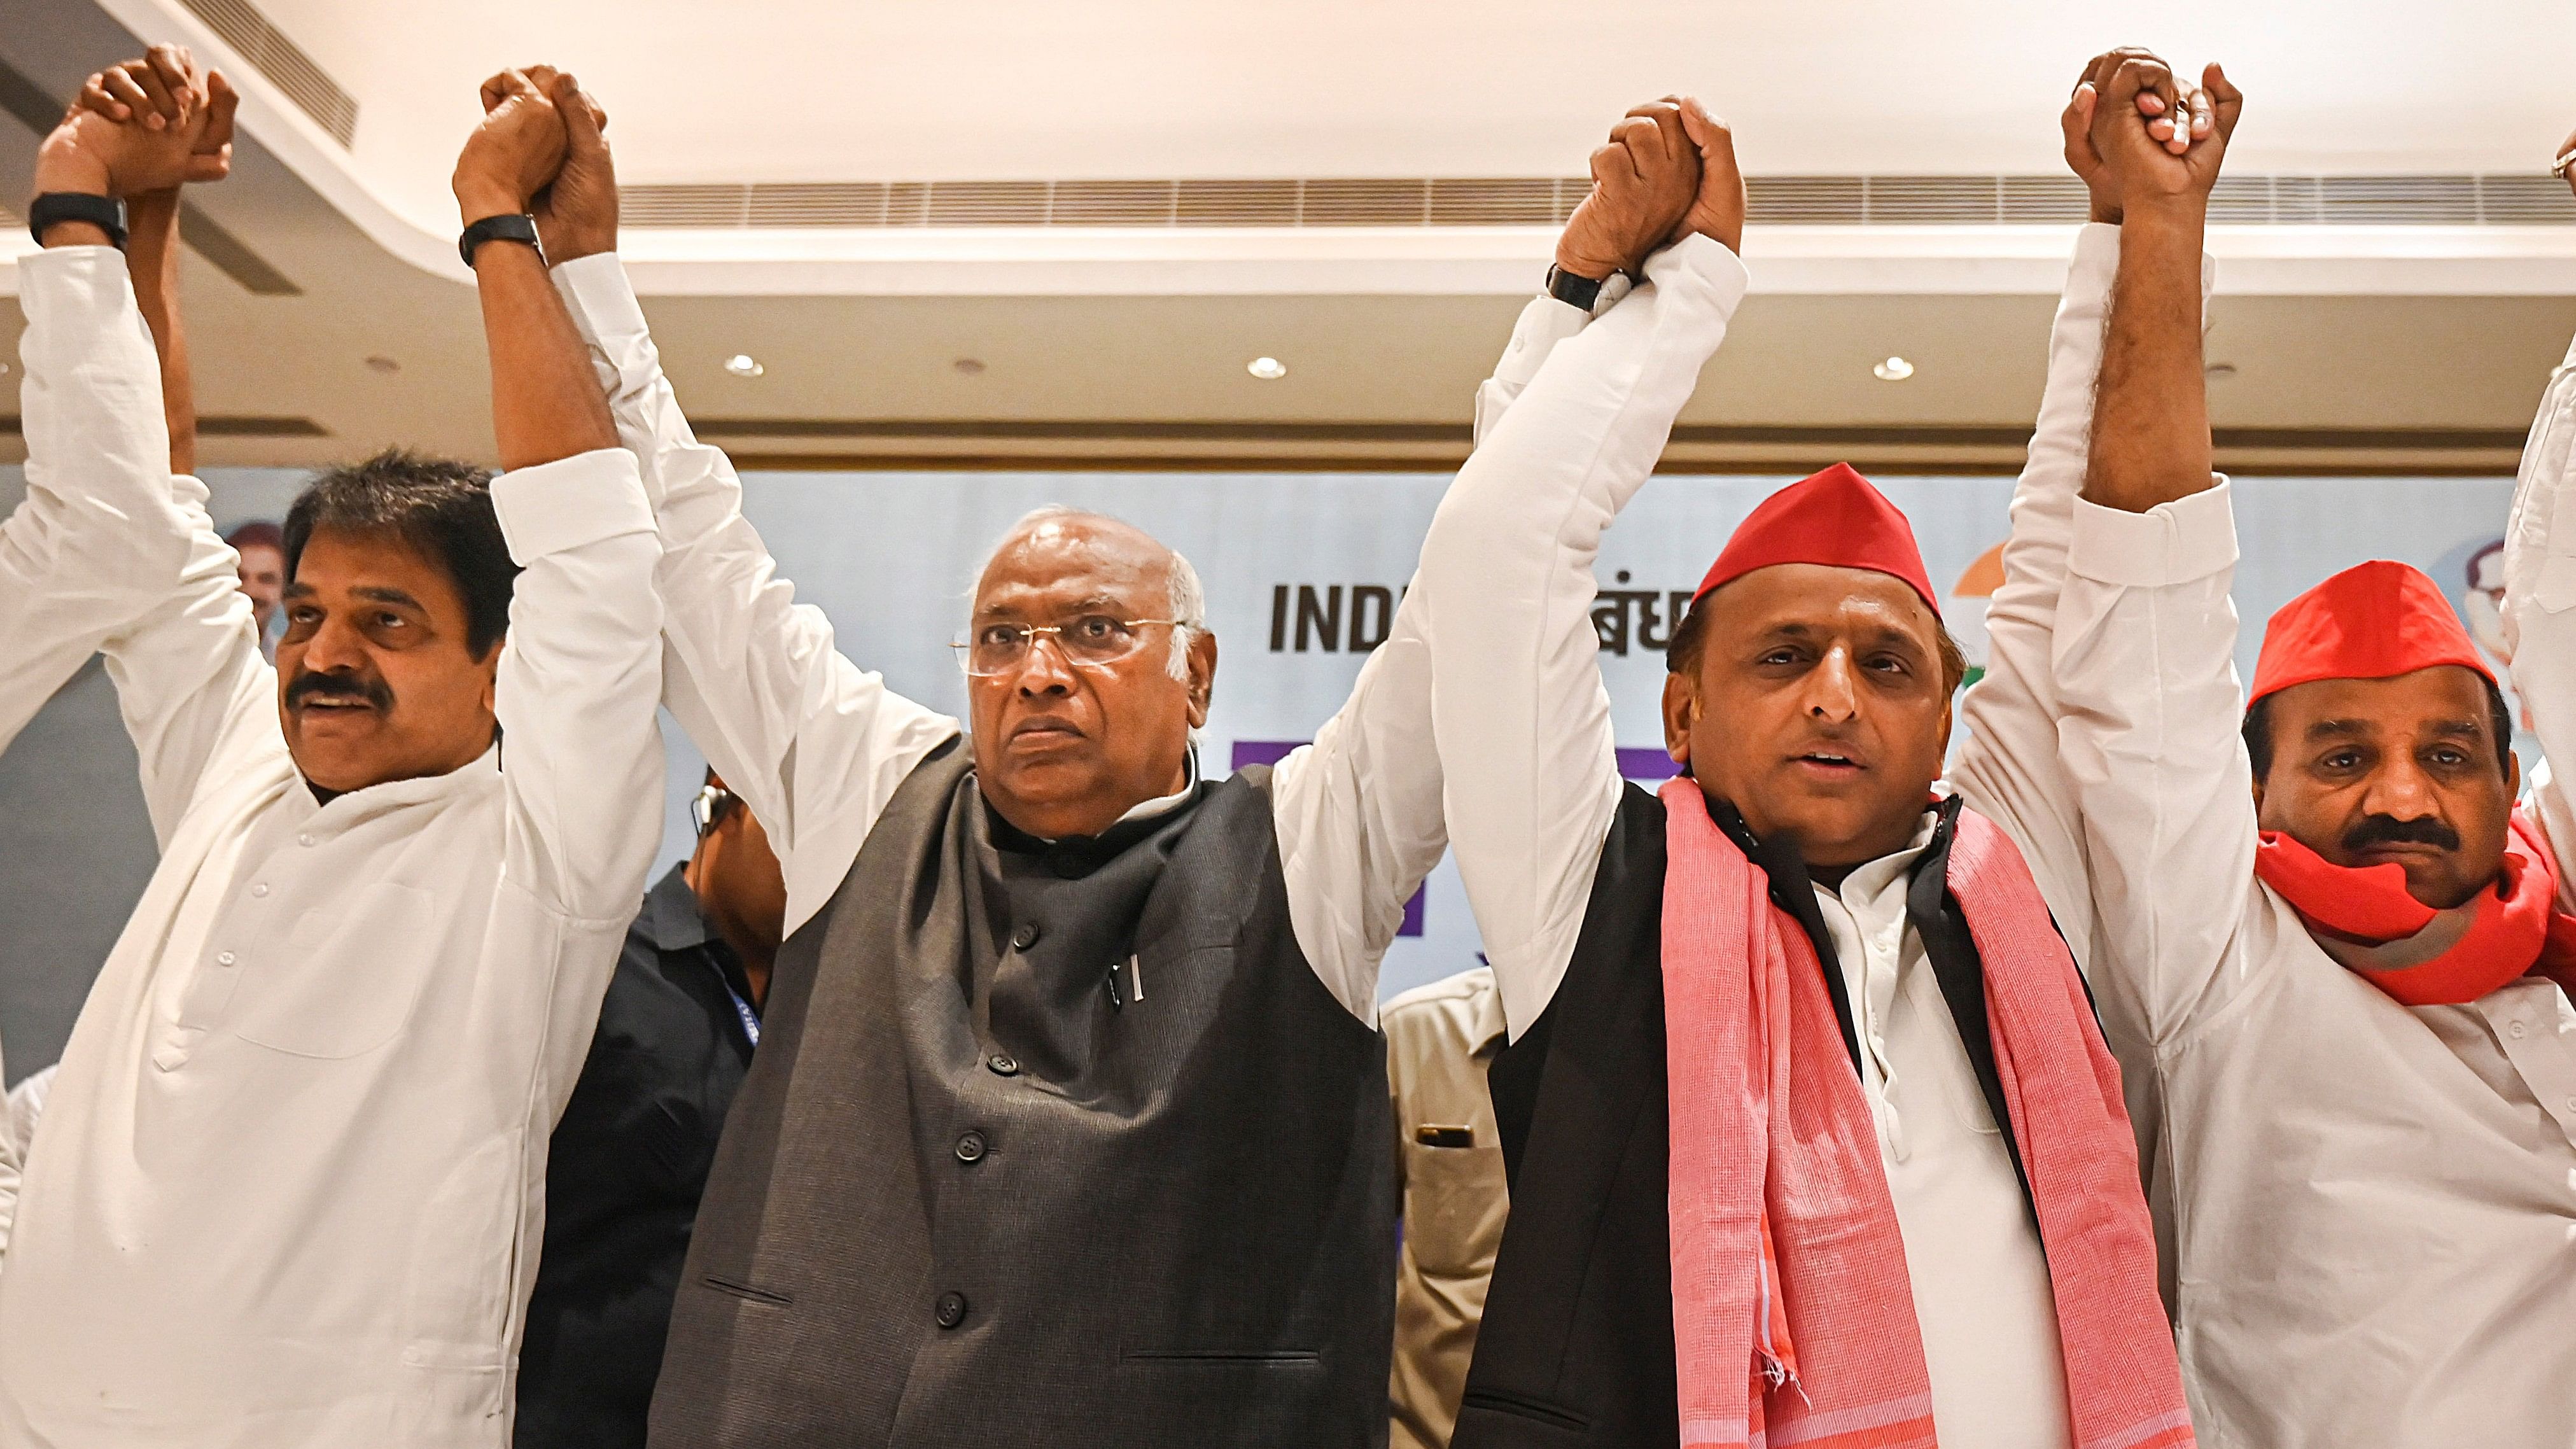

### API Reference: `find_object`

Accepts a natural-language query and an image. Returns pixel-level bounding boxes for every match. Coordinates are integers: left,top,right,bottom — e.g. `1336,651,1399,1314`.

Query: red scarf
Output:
2254,806,2576,1006
1658,780,2192,1449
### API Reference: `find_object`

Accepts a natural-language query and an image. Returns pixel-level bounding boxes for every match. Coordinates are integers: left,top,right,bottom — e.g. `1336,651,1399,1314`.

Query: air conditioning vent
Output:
2480,174,2576,223
619,172,2576,229
1746,176,1864,225
175,0,358,146
2320,174,2479,225
620,185,750,228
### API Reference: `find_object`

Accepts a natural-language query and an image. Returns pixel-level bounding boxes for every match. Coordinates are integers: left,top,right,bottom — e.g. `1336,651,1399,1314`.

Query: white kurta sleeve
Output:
2500,330,2576,890
1471,294,1595,444
1950,224,2217,970
1418,235,1749,1037
2052,479,2257,1050
2,246,267,845
486,448,667,925
0,1046,16,1266
550,255,960,932
1267,288,1606,1025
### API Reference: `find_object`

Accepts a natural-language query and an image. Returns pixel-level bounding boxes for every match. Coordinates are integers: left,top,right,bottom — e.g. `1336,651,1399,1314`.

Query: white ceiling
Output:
3,0,2572,475
217,0,2576,237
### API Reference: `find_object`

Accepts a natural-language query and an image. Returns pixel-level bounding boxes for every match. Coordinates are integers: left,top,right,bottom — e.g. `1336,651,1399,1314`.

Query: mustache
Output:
286,669,393,712
2342,814,2461,853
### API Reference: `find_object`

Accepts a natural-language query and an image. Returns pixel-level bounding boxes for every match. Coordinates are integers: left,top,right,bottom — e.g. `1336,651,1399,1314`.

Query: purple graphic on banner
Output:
1617,747,1680,781
1231,739,1425,936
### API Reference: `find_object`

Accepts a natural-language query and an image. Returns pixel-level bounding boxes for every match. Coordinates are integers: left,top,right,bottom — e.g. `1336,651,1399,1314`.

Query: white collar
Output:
1824,795,1947,907
1113,743,1201,827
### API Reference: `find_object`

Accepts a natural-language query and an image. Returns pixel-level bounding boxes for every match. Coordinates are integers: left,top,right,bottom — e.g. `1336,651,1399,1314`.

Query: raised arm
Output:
2049,57,2263,1050
80,48,237,476
1949,50,2215,962
1419,100,1746,1035
3,53,270,842
523,111,956,933
452,69,665,925
2500,123,2576,887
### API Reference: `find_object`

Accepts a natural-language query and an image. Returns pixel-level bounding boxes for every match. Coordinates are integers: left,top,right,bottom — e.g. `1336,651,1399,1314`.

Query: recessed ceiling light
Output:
953,358,986,375
723,353,765,378
1246,356,1288,381
1872,356,1915,382
364,354,399,374
2204,361,2238,379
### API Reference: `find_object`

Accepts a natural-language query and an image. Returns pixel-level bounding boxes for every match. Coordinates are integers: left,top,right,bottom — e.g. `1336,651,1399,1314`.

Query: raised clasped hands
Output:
456,66,617,264
43,44,235,201
1556,94,1745,283
2064,48,2243,225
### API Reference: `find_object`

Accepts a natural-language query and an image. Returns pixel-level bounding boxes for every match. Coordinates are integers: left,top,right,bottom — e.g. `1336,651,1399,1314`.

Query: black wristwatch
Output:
1545,263,1607,312
27,192,128,249
459,213,543,269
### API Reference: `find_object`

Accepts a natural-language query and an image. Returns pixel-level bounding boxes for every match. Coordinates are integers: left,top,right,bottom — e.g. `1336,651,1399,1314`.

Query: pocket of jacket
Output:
1457,1387,1592,1433
1120,1348,1322,1365
701,1273,793,1308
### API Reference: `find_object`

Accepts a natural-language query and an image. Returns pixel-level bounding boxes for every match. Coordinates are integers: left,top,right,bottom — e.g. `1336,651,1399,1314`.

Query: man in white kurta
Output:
1418,91,2204,1446
0,73,668,1446
2046,168,2576,1449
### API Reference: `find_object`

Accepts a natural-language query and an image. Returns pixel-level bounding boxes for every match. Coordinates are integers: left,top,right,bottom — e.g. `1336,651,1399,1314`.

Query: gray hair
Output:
974,506,1206,679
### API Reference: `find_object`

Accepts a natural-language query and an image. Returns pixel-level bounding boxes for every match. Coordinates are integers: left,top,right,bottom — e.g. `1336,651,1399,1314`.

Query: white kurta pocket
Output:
233,881,440,1058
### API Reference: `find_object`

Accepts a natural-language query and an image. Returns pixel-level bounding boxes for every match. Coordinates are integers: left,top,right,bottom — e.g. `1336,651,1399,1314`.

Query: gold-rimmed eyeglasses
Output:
951,615,1182,677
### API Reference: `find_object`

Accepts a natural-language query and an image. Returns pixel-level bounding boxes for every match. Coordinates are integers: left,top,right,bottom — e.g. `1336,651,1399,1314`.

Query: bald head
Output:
975,508,1205,677
963,507,1217,839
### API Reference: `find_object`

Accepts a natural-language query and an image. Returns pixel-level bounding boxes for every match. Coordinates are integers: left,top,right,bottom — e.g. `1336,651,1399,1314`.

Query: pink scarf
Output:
2254,806,2576,1007
1657,779,2192,1449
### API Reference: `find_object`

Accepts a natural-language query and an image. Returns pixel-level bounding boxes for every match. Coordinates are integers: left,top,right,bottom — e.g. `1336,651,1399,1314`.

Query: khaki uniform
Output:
1385,968,1509,1449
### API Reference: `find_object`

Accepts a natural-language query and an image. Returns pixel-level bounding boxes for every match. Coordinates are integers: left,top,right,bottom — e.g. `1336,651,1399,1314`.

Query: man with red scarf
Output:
1419,54,2210,1449
2054,94,2576,1449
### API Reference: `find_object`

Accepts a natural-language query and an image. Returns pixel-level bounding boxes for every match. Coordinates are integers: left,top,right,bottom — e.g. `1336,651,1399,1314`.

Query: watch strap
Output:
459,213,544,269
27,192,128,249
1545,263,1606,312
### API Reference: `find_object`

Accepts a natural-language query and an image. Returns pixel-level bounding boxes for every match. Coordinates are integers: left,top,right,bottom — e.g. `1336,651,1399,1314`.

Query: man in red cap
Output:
1420,55,2206,1449
2049,88,2576,1448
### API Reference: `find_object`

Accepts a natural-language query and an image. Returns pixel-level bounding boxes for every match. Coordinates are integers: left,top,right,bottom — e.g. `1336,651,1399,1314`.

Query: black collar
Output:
1703,795,1865,1072
638,862,713,951
982,781,1207,881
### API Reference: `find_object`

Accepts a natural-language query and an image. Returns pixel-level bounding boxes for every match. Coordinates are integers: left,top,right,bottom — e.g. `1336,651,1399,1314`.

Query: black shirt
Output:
517,863,760,1448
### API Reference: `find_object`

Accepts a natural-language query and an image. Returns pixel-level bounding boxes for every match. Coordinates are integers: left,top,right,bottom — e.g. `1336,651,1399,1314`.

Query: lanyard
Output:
708,958,761,1048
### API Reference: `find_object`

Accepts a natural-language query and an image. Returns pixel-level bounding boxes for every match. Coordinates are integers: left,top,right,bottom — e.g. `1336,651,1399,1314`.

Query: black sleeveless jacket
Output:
648,741,1396,1448
1453,783,2032,1448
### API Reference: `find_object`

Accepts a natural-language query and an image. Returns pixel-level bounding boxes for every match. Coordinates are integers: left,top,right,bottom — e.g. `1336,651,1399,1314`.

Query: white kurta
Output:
0,248,668,1446
1420,226,2194,1449
550,254,1452,1021
2054,333,2576,1446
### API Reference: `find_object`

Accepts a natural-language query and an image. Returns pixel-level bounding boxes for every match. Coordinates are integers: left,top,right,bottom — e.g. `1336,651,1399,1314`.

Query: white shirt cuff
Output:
17,245,136,344
2068,221,2218,311
1642,233,1752,318
2070,221,2120,288
549,252,647,344
1492,295,1590,391
489,448,654,565
2068,479,2238,587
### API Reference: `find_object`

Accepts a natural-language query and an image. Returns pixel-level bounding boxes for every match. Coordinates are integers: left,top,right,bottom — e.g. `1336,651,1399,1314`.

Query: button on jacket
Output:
2053,331,2576,1444
1384,967,1509,1449
515,864,759,1449
0,247,667,1447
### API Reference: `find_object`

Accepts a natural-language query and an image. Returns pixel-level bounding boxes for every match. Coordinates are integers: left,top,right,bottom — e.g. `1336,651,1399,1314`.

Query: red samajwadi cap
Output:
2248,559,2493,706
1693,463,1940,616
